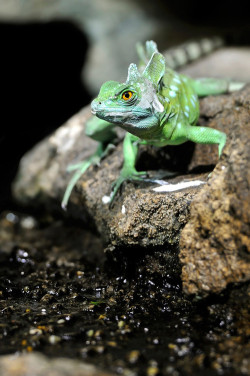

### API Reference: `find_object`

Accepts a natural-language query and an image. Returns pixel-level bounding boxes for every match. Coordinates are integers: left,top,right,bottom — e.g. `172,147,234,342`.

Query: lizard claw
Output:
108,170,148,205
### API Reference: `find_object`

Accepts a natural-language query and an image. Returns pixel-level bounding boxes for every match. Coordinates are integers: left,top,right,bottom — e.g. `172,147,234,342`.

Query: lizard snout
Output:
91,99,101,115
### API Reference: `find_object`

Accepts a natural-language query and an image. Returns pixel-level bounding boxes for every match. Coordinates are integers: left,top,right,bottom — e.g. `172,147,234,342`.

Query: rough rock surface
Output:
180,86,250,296
13,106,211,250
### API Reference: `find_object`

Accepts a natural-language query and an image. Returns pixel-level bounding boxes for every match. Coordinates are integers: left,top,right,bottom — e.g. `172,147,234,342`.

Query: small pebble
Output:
6,212,19,224
107,341,117,347
127,350,140,364
29,328,42,336
86,329,94,337
168,343,177,350
49,335,61,344
95,345,105,354
57,319,65,324
94,330,103,339
147,366,159,376
118,320,125,329
76,271,84,278
20,216,37,229
98,314,106,320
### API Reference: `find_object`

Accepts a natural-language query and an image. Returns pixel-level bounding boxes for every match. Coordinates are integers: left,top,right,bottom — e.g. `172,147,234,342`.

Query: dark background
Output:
0,21,90,210
0,1,249,211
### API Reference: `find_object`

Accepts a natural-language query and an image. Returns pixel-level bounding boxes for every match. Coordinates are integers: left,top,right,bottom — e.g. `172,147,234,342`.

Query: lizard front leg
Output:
170,122,227,157
109,132,147,203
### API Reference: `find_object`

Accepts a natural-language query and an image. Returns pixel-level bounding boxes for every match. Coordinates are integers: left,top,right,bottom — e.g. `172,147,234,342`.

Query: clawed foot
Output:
62,143,114,210
108,168,147,205
61,156,97,210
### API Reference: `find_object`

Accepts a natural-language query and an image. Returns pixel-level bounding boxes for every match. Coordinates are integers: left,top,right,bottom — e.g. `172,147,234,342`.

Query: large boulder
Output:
180,86,250,296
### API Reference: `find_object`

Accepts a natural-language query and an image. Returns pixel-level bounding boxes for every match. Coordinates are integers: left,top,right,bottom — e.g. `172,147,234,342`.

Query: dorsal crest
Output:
143,52,165,87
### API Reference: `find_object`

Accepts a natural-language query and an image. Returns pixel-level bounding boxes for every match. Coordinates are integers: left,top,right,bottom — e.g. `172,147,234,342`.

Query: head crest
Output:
142,52,165,87
126,63,140,83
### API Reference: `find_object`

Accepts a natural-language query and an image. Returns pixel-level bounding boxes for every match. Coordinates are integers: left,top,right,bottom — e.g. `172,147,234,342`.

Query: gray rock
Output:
179,47,250,82
12,107,95,207
0,352,115,376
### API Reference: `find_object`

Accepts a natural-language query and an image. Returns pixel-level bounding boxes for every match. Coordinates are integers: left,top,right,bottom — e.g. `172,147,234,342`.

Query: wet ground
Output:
0,210,249,375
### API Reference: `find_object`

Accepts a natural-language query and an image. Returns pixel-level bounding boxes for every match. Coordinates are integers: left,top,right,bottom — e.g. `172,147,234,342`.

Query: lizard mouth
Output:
91,109,97,115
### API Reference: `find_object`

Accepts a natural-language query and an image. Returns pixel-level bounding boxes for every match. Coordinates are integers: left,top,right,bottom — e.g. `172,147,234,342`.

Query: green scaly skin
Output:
62,41,244,208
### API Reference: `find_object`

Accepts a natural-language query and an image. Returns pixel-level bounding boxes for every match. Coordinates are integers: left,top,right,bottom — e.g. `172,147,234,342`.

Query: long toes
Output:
131,171,147,180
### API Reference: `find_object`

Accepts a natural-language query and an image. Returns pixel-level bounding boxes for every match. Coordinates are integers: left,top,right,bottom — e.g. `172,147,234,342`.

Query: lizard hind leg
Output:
62,117,117,209
61,143,105,210
61,160,92,210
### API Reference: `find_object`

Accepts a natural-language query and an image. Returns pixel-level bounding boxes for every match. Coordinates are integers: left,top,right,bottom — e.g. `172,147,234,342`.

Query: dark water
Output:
0,211,249,375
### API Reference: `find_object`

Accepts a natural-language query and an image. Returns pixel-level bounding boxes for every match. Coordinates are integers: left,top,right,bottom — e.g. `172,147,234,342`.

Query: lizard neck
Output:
118,113,162,140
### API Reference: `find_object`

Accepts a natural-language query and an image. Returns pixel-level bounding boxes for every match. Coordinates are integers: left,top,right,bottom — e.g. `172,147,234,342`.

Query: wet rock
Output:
0,210,104,266
0,210,249,375
180,85,250,296
0,352,115,376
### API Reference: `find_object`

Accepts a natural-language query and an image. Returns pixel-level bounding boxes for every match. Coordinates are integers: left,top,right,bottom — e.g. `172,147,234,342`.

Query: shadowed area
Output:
0,21,90,210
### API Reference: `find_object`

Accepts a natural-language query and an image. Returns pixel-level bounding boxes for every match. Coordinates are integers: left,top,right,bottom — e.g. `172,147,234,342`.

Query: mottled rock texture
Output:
180,86,250,296
13,108,208,250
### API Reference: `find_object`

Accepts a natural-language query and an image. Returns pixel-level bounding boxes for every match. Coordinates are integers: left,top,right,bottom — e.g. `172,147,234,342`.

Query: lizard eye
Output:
122,91,133,101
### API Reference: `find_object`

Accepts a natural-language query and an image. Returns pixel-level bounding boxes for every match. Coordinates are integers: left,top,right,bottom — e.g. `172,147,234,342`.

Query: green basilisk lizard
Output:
62,40,243,208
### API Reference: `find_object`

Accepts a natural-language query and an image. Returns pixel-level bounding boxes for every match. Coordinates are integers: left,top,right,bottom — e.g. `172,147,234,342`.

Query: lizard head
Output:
91,52,166,135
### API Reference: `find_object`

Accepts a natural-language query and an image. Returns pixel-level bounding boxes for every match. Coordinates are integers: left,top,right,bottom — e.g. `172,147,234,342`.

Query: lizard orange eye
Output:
122,91,133,101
